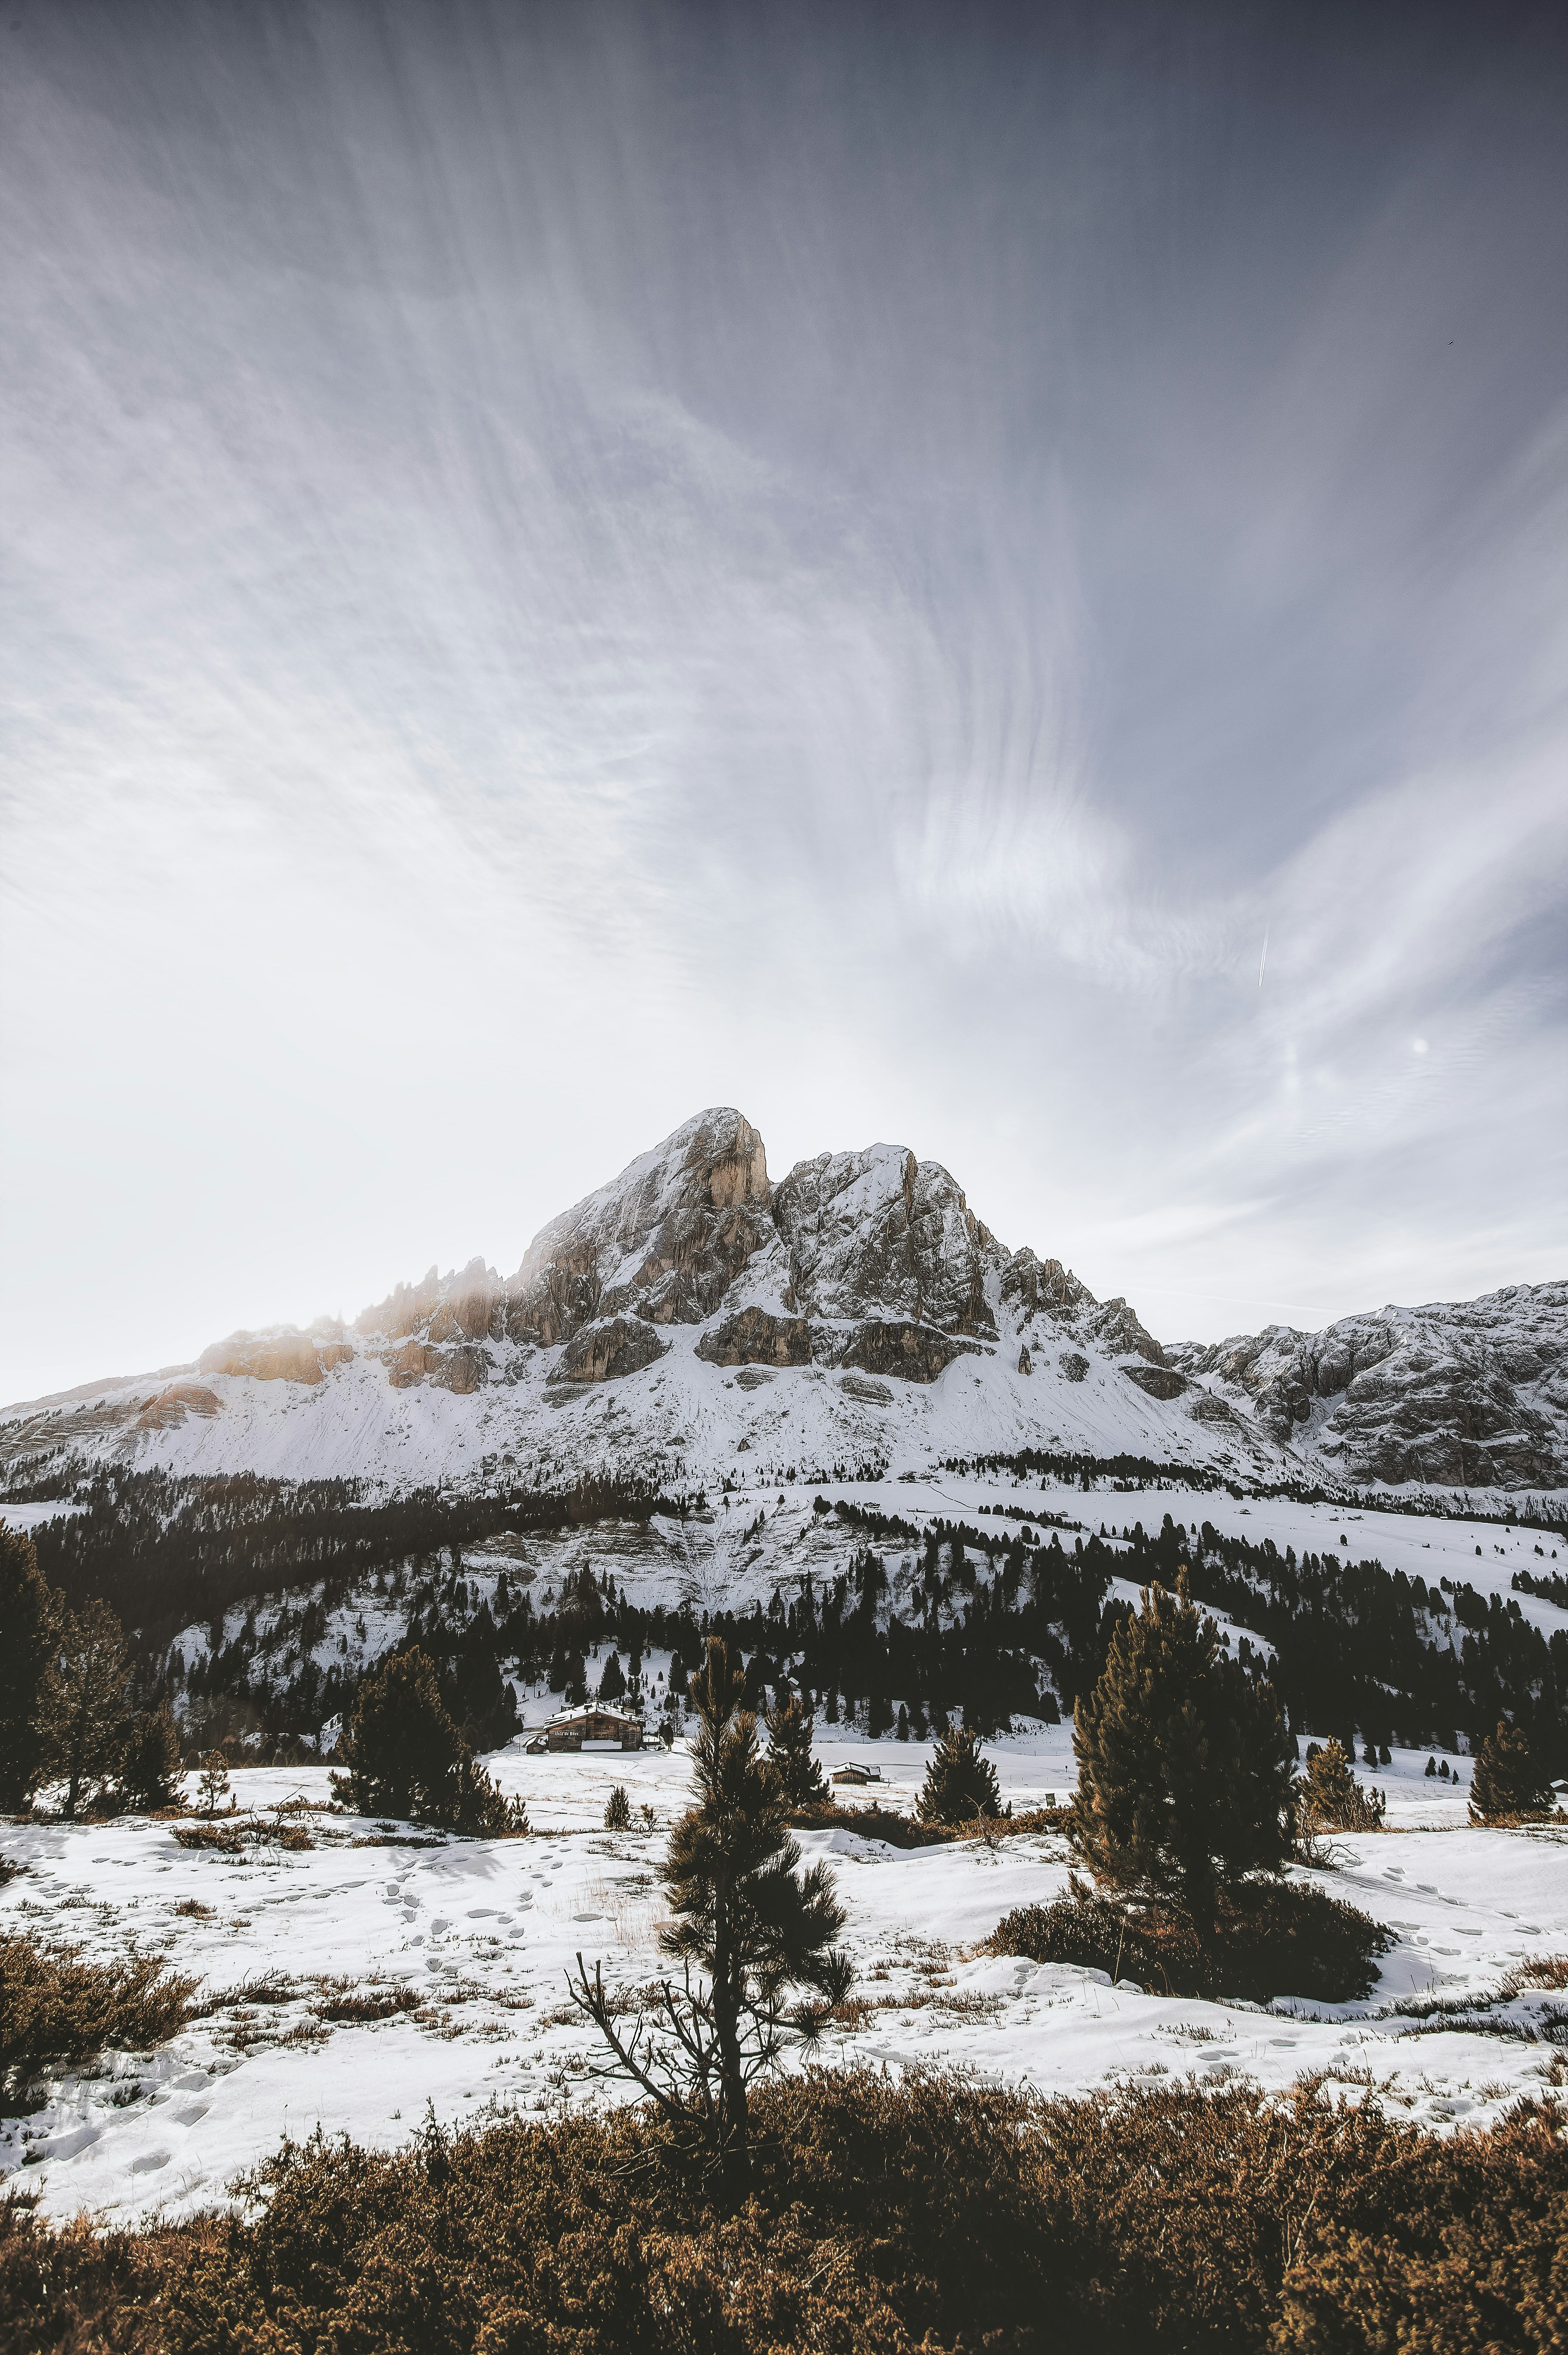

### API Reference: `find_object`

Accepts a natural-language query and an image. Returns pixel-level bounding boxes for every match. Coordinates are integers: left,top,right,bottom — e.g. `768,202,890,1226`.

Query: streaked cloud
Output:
2,0,1564,1399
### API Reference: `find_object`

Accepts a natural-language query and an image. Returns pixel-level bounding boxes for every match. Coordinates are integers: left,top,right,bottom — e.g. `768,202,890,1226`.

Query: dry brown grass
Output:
0,1938,195,2112
3,2068,1567,2352
1502,1954,1568,1995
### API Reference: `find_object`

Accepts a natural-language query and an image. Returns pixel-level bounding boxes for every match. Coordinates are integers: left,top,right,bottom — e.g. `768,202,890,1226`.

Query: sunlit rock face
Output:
503,1108,780,1349
1168,1282,1568,1488
198,1332,332,1385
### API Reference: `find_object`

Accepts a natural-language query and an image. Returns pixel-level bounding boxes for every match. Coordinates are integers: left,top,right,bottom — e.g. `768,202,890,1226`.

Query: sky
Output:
3,0,1566,1405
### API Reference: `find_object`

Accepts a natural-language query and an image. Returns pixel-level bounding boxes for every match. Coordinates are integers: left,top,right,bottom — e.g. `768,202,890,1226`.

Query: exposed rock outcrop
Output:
696,1307,814,1368
428,1344,488,1395
835,1319,981,1384
772,1145,998,1336
1167,1282,1568,1488
135,1382,221,1430
1001,1250,1091,1320
199,1332,327,1385
557,1315,668,1385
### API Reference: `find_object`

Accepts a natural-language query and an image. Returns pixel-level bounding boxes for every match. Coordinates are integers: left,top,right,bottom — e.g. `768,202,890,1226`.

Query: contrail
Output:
1258,927,1269,988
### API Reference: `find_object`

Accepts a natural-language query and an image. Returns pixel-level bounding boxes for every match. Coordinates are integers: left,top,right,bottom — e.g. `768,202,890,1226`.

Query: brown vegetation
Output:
0,1937,195,2111
2,2068,1566,2351
985,1879,1393,2004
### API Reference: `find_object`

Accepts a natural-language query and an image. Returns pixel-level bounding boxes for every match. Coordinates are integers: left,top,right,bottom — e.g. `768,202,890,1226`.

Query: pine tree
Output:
46,1599,133,1819
1470,1719,1554,1823
598,1649,627,1703
604,1784,632,1830
334,1648,462,1819
332,1647,524,1833
1069,1575,1294,1936
1298,1737,1385,1833
120,1700,183,1811
0,1526,62,1809
917,1723,1001,1826
764,1688,825,1807
571,1638,848,2197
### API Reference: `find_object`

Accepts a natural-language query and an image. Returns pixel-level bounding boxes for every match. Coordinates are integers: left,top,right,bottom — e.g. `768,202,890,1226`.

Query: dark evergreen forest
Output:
21,1472,1568,1774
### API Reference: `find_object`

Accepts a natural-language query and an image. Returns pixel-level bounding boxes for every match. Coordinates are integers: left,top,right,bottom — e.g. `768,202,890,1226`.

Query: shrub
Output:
5,2070,1567,2352
196,1750,231,1815
0,1936,195,2111
314,1984,421,2025
917,1723,1001,1825
604,1784,632,1830
1470,1719,1555,1823
986,1878,1393,2004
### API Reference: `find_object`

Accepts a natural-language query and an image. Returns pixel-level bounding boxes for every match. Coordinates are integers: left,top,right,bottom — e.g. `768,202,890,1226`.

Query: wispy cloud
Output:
2,0,1564,1394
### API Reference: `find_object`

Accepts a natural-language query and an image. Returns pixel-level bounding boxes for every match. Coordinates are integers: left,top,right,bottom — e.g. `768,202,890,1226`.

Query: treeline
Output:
26,1469,687,1643
958,1446,1568,1540
1122,1513,1568,1772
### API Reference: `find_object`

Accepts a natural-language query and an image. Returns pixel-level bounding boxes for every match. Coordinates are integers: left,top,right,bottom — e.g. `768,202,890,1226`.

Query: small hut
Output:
541,1703,644,1753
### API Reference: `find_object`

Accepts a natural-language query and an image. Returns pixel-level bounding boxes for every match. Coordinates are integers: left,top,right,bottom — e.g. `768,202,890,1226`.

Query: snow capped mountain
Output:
3,1110,1563,1498
1168,1282,1568,1491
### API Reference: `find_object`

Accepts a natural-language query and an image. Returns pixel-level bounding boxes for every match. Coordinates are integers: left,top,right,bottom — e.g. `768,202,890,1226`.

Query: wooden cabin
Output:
540,1704,644,1753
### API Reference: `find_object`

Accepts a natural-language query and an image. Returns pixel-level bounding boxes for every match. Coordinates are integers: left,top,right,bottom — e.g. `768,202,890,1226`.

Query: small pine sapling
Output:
605,1784,632,1830
917,1723,1001,1827
569,1638,850,2199
197,1751,232,1816
1297,1738,1386,1835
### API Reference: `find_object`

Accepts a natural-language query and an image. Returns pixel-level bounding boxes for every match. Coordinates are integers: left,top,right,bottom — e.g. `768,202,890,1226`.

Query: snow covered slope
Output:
3,1108,1563,1499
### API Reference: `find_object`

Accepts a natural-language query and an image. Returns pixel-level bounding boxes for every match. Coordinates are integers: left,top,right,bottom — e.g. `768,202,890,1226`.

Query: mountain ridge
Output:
3,1107,1564,1496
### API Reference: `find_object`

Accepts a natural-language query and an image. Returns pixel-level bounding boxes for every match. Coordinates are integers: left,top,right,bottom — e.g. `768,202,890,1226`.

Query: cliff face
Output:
1167,1282,1568,1490
4,1110,1561,1497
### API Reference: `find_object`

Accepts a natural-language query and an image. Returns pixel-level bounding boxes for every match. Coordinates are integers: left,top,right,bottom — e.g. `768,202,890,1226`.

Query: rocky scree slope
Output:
3,1110,1562,1495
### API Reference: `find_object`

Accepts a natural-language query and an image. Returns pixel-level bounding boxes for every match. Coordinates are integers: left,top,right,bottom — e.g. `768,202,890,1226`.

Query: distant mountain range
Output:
3,1108,1564,1497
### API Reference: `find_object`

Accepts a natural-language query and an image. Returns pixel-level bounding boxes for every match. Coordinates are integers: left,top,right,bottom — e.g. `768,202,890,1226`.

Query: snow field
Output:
4,1741,1565,2231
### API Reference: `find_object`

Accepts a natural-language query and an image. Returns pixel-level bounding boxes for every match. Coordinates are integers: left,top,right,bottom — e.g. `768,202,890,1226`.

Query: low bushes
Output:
985,1879,1392,2003
0,1936,195,2111
3,2068,1566,2351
